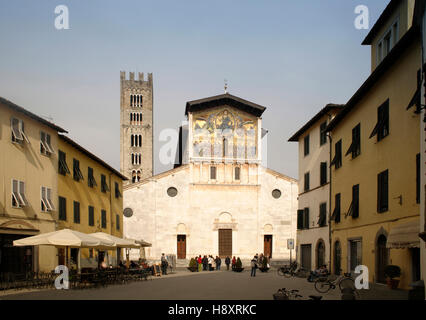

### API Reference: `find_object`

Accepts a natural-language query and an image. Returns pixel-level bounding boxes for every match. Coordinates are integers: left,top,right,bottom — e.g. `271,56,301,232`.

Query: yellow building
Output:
0,97,67,273
327,0,421,289
57,134,127,269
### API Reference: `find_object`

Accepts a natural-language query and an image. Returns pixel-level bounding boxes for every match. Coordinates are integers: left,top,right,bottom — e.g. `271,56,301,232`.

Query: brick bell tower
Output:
120,71,153,184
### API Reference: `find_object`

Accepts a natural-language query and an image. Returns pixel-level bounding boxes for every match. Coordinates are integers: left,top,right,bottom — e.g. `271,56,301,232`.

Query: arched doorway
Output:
316,239,325,269
376,234,388,284
334,241,341,275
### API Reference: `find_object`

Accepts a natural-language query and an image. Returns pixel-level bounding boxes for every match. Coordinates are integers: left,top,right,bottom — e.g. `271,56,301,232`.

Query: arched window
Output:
139,135,142,147
131,135,134,147
131,170,136,183
131,153,134,165
137,170,141,182
316,239,325,269
138,153,141,164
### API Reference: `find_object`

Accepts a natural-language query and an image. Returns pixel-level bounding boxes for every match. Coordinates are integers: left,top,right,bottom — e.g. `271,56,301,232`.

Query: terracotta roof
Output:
0,96,68,133
287,104,344,142
185,93,266,117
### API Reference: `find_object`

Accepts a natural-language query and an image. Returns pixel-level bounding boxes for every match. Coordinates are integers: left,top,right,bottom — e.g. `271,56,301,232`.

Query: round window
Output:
123,207,133,218
167,187,178,197
272,189,281,199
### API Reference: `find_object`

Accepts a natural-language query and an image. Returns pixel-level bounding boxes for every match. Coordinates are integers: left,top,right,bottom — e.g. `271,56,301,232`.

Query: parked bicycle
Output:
314,272,356,294
273,288,322,300
277,261,308,278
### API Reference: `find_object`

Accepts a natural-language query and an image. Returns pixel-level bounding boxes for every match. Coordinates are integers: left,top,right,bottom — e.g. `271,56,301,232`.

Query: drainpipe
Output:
326,114,333,273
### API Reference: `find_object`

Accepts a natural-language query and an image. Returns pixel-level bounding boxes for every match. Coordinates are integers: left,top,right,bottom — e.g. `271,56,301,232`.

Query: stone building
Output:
288,104,343,272
120,71,153,184
123,93,298,265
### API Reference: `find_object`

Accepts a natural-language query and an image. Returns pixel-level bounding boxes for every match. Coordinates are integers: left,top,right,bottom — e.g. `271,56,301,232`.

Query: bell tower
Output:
120,71,153,184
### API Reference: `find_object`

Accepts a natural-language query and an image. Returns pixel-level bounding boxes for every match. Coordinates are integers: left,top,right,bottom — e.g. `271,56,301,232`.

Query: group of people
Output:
250,253,270,277
193,255,222,271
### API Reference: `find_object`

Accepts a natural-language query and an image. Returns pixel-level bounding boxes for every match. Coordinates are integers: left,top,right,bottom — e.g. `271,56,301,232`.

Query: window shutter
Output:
304,208,310,229
297,210,304,230
320,162,327,185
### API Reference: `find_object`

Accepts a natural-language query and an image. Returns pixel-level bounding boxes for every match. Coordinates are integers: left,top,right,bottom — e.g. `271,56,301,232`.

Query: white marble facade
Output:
123,94,298,263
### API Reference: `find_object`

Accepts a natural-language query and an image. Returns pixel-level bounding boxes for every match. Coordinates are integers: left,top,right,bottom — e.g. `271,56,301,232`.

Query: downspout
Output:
326,114,333,273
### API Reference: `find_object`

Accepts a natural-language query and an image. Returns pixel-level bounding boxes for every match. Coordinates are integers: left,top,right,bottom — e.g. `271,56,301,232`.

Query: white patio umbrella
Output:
13,229,115,269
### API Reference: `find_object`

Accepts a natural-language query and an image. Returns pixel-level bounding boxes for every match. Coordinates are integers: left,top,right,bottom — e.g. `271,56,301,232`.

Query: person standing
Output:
216,256,222,271
232,256,236,270
197,255,202,272
250,256,258,277
161,253,168,275
225,256,231,270
208,255,213,271
203,255,208,271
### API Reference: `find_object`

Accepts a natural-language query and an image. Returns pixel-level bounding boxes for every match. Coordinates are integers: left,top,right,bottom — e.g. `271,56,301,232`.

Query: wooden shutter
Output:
320,162,327,185
297,210,304,230
304,208,310,229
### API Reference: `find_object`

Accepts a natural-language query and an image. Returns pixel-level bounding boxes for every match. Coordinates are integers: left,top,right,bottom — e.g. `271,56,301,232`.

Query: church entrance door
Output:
218,229,232,258
264,235,272,258
177,235,186,259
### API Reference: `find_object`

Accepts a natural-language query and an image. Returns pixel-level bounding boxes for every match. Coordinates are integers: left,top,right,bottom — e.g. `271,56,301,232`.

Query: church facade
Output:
123,93,298,263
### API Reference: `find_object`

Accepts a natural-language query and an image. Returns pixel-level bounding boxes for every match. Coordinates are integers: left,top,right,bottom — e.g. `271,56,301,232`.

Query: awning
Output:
89,232,140,248
387,221,420,249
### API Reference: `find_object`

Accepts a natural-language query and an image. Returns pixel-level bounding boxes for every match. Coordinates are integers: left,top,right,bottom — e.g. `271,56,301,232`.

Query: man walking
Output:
250,256,258,277
216,256,222,270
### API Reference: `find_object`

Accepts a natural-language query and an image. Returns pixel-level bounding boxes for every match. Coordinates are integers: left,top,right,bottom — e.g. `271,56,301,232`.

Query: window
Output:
417,154,420,204
11,180,28,208
131,134,142,147
58,196,66,221
370,100,389,141
297,210,304,230
234,167,240,181
101,210,107,228
346,124,361,158
40,131,54,155
303,208,310,229
73,201,80,224
377,20,398,64
101,174,109,193
115,182,121,198
88,206,94,226
331,193,341,223
318,203,327,227
347,184,359,218
116,214,120,230
130,94,143,107
88,167,97,188
304,172,310,192
10,118,29,144
304,135,310,156
331,140,342,169
167,187,178,197
377,170,389,213
320,121,327,146
41,186,54,212
272,189,281,199
210,166,217,180
58,150,70,175
349,239,362,274
73,159,84,182
320,162,327,185
131,153,142,165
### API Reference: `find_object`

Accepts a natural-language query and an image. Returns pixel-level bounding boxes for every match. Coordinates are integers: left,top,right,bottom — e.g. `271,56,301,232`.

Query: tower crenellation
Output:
120,71,153,184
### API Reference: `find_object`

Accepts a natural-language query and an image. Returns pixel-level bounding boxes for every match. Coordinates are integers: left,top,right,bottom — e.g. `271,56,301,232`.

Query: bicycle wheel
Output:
339,277,356,291
314,279,331,293
277,268,285,276
283,271,292,278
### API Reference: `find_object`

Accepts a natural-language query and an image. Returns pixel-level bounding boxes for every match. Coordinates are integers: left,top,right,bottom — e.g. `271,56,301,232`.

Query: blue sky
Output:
0,0,389,178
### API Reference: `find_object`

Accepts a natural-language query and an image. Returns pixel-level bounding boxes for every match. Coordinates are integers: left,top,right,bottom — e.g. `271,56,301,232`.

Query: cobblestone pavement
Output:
0,269,408,300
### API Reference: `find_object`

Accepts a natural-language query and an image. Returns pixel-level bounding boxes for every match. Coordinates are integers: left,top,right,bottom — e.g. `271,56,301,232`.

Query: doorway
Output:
177,235,186,259
411,248,421,282
264,235,273,259
334,241,341,275
218,229,232,258
316,240,325,269
349,239,362,274
300,244,312,271
376,234,388,284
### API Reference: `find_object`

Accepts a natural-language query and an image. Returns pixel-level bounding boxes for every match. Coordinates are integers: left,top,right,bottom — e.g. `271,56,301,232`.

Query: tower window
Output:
234,167,240,180
210,166,217,180
130,94,143,107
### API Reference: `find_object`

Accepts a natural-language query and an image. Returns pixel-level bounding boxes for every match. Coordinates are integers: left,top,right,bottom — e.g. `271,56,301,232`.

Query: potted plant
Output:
233,257,244,272
384,265,401,289
259,257,269,273
187,258,198,272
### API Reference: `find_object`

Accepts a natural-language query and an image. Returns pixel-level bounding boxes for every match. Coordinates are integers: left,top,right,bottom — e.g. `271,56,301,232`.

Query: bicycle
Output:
273,288,322,300
314,272,356,294
277,262,308,278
